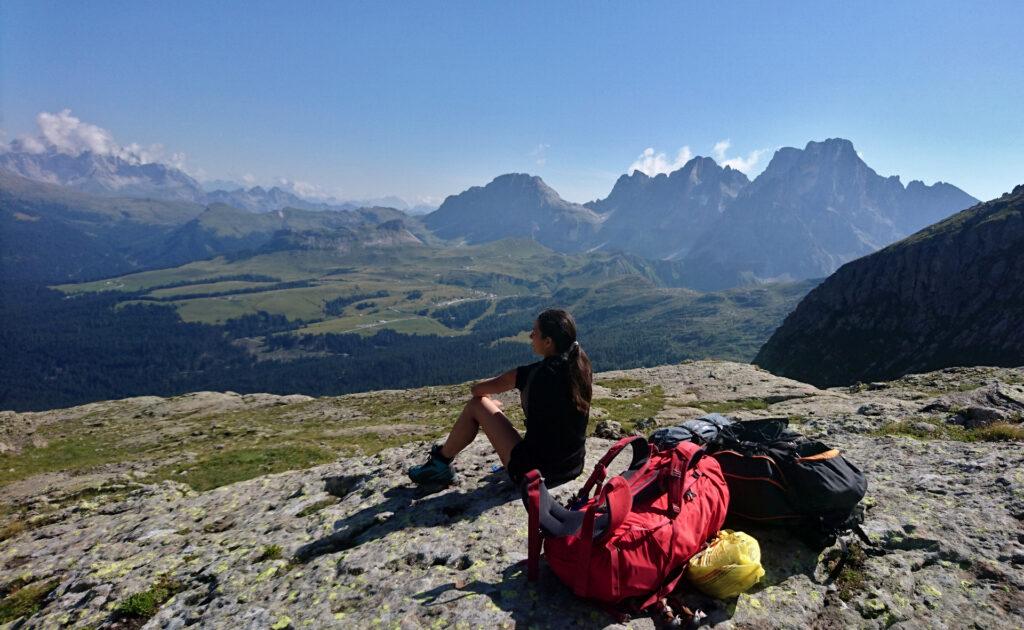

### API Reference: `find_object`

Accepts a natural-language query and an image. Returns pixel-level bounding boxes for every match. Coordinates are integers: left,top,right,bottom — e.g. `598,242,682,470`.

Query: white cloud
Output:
7,109,197,173
711,138,768,174
15,134,47,154
628,146,693,176
36,109,119,156
242,173,256,185
530,143,550,167
275,177,346,201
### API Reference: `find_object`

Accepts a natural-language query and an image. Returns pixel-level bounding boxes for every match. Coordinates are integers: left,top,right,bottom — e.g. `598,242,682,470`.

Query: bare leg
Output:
439,396,522,466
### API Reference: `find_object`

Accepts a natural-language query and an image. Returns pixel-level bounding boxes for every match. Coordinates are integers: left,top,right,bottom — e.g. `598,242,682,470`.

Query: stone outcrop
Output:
1,361,1022,628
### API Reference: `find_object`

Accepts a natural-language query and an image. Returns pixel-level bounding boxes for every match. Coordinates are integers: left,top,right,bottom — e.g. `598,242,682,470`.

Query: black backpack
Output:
704,417,869,549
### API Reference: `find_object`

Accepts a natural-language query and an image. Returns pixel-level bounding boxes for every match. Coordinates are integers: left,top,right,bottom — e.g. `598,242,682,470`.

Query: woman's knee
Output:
466,395,499,416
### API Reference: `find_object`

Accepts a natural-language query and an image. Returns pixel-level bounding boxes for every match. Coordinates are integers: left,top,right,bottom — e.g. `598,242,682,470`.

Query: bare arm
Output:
470,368,517,398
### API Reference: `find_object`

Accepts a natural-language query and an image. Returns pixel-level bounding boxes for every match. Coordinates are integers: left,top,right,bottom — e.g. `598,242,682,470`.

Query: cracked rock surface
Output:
1,360,1023,628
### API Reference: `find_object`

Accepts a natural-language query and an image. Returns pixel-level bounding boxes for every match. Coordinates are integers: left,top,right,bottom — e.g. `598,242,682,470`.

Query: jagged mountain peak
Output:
803,136,858,156
680,140,979,290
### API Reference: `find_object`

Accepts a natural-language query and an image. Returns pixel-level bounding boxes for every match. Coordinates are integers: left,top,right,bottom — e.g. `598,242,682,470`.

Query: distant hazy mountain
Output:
680,139,978,290
257,218,425,256
0,148,425,215
157,203,428,264
755,185,1024,386
0,169,430,283
585,156,749,259
0,149,207,203
204,186,361,214
200,179,247,192
424,173,602,251
0,170,205,283
406,203,439,216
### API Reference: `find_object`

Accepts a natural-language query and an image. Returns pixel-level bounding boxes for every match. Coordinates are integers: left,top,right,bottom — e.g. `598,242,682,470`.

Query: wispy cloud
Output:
530,143,550,167
711,139,768,174
628,146,693,176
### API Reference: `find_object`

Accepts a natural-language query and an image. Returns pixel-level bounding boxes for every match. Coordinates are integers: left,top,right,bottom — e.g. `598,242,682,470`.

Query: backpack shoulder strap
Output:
575,436,650,504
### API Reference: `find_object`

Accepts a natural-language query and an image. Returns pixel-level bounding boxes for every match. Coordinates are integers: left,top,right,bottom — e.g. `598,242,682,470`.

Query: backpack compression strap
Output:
574,475,632,599
525,470,543,581
667,444,705,517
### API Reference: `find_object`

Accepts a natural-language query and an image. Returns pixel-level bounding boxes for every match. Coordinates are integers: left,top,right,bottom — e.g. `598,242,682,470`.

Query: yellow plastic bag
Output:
686,530,765,599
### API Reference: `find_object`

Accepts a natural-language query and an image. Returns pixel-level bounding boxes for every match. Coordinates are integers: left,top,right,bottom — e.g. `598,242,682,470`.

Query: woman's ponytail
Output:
537,310,592,415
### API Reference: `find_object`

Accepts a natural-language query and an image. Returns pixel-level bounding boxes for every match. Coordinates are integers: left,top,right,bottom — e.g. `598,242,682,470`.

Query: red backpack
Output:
522,436,729,614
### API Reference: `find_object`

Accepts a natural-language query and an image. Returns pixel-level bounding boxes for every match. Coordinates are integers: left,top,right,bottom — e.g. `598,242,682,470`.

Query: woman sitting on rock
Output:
408,308,592,488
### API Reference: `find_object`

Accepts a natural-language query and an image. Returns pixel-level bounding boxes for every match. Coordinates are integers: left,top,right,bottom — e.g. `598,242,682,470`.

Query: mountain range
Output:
1,137,979,291
0,169,431,283
426,138,978,289
0,148,435,214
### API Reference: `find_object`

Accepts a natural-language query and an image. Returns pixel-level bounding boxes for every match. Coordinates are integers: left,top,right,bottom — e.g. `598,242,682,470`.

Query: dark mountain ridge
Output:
755,184,1024,386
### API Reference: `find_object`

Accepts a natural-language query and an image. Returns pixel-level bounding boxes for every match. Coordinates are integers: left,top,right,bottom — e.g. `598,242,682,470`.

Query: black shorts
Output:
506,441,581,488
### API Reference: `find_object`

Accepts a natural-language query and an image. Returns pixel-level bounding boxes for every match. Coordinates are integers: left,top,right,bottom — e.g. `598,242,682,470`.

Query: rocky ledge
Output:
1,361,1022,628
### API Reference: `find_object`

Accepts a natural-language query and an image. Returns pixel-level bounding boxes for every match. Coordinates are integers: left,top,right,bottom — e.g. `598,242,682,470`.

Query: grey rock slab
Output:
2,361,1023,628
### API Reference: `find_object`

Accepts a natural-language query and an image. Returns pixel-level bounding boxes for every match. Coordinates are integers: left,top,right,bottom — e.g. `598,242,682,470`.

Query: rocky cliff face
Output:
585,158,749,259
756,185,1024,387
1,361,1022,628
681,139,979,291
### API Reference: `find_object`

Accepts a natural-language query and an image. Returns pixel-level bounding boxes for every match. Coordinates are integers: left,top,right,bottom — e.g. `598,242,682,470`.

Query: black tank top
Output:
508,356,589,485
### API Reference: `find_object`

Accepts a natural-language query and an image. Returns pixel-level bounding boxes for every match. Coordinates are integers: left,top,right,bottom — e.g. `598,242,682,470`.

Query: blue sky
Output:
1,1,1021,205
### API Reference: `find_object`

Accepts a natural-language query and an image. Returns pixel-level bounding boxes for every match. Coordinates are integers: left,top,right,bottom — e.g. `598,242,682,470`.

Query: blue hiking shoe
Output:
407,445,455,486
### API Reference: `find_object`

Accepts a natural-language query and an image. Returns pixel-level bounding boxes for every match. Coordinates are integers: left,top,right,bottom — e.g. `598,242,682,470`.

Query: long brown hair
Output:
537,308,592,414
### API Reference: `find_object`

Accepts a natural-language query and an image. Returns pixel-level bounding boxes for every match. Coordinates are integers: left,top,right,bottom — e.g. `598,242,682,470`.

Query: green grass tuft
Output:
828,543,868,602
113,575,183,621
296,498,338,518
874,418,1024,442
595,378,646,390
0,519,27,543
967,422,1024,442
151,445,334,492
256,544,284,562
0,434,137,487
591,385,665,433
0,579,59,623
